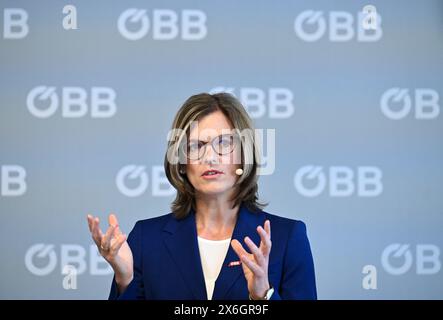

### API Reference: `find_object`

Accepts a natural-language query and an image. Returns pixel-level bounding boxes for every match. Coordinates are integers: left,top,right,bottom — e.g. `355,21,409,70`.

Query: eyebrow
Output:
188,138,210,144
188,134,229,143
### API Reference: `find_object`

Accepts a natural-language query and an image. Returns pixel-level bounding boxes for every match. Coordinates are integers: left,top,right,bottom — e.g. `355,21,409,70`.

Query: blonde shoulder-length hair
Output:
164,92,267,219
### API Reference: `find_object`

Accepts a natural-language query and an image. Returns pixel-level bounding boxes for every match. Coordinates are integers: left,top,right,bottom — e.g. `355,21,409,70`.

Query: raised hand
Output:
231,220,272,300
87,213,134,291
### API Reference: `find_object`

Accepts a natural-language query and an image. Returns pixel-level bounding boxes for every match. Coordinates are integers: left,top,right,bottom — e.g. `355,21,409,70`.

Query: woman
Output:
86,93,317,300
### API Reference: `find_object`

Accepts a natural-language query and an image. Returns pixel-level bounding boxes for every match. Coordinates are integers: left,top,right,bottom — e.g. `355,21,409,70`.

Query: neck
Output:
195,194,239,240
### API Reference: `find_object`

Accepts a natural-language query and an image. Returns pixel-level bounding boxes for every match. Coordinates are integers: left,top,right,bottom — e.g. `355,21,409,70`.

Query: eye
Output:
189,141,204,152
219,135,232,147
188,142,199,152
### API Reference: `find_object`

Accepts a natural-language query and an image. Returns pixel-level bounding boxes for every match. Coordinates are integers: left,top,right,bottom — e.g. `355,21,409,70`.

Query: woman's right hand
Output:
87,213,134,291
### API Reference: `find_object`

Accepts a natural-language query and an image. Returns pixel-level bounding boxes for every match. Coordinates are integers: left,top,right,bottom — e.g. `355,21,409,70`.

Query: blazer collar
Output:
162,204,265,300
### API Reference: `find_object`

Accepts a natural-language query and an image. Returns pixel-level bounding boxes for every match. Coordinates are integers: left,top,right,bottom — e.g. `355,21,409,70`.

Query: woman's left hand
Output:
231,220,272,300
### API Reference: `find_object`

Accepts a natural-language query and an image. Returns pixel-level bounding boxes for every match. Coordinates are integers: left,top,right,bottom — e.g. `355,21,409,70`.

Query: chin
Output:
197,185,232,196
201,188,228,195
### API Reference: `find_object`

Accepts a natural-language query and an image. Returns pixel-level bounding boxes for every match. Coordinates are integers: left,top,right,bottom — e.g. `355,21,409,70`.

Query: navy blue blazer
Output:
109,204,317,300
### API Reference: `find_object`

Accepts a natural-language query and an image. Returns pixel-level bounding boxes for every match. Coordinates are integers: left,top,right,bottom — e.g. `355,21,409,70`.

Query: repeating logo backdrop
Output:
1,0,442,299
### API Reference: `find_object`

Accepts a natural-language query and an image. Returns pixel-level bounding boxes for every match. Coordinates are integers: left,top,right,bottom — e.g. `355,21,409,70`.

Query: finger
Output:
92,217,103,237
264,220,271,239
257,225,272,255
91,217,104,246
101,225,116,250
110,233,127,255
109,213,119,227
231,239,249,258
109,213,122,236
87,214,93,233
239,254,264,277
244,236,266,267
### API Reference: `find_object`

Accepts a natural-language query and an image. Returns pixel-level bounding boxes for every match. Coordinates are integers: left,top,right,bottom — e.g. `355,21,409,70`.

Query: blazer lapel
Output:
162,209,207,300
211,205,265,300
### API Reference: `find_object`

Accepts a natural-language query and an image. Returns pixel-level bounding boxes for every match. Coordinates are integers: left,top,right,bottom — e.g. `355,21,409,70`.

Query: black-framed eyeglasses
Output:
182,134,239,160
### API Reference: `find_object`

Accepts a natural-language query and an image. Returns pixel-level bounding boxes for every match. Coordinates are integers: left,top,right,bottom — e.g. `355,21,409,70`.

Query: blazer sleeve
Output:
271,220,317,300
108,221,145,300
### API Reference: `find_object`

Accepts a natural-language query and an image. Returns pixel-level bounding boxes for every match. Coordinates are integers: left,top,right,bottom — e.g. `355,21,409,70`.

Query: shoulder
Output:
261,210,314,274
131,212,173,233
260,209,308,237
125,212,175,248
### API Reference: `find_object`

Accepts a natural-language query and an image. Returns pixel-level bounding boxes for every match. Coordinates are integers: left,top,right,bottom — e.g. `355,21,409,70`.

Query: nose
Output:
201,143,218,164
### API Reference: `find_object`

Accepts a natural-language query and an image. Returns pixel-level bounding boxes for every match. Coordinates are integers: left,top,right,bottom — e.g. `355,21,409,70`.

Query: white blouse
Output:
197,236,231,300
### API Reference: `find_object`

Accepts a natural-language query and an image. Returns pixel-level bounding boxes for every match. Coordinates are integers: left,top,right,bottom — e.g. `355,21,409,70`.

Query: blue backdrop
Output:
0,0,442,299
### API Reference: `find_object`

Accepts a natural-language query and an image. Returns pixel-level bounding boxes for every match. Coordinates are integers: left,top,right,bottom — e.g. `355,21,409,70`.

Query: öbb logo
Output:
210,87,294,119
118,8,207,41
116,165,175,197
1,165,26,196
380,88,440,120
26,86,117,118
294,166,383,197
294,10,382,42
3,8,29,39
25,244,112,276
381,244,441,275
